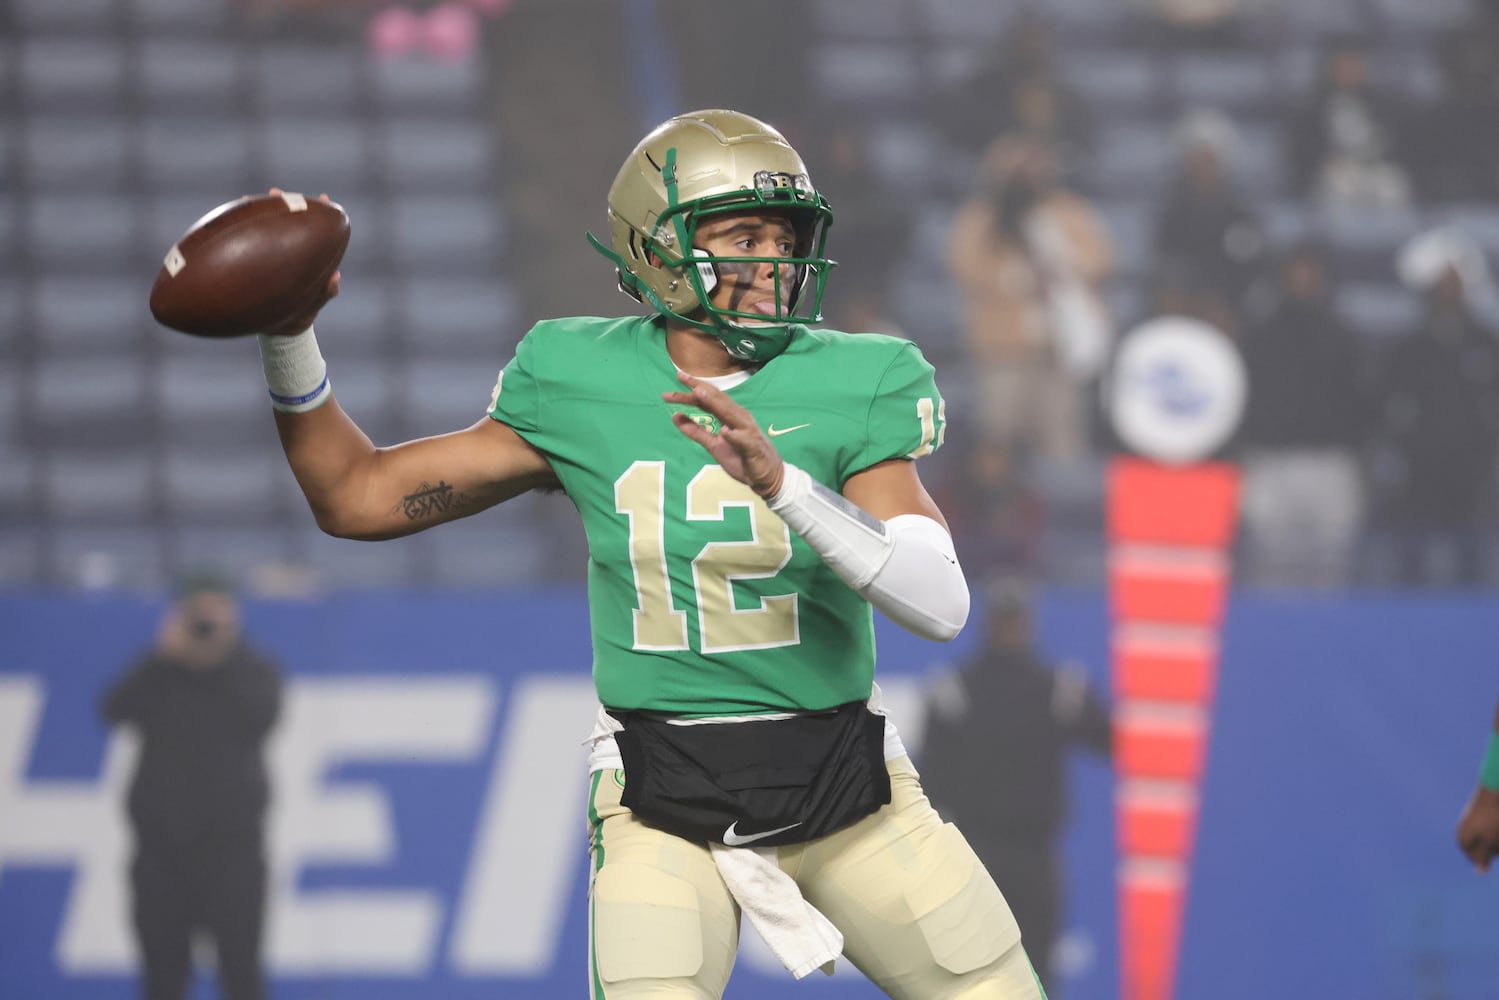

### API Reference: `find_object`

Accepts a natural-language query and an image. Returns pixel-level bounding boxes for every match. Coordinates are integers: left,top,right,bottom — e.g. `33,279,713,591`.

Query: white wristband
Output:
257,326,331,413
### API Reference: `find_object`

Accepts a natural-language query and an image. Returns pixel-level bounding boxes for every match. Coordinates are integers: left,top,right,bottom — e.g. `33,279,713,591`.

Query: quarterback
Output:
254,110,1046,999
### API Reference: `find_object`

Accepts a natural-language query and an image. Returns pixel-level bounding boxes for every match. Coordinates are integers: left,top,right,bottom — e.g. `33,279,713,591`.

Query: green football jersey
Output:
488,315,947,715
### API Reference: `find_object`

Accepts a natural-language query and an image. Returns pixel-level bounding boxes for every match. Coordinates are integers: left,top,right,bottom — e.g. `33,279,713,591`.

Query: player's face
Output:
694,212,798,324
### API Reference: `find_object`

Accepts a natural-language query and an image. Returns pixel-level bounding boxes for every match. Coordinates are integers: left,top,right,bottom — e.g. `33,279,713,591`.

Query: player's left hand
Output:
664,372,785,498
1457,785,1499,873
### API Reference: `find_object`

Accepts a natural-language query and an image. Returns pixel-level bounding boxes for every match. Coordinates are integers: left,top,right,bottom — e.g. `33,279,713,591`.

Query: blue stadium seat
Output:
23,118,131,190
1261,198,1313,247
161,447,283,520
128,0,232,31
254,43,365,111
1087,118,1177,197
1169,52,1275,113
814,0,913,39
155,354,272,428
395,276,519,355
0,195,14,264
0,278,19,358
311,283,395,358
0,528,43,585
0,373,20,445
50,525,170,591
370,53,483,111
1336,282,1422,340
33,276,147,349
379,118,494,191
394,358,501,437
918,0,1020,41
167,523,294,583
1434,204,1499,258
43,451,156,520
26,194,138,267
14,0,119,28
294,524,420,589
137,116,256,192
33,357,149,428
421,504,551,587
1370,0,1472,37
1276,0,1364,39
1232,119,1288,197
1060,48,1160,114
1097,198,1157,277
18,37,126,110
316,360,394,434
384,194,505,270
811,42,922,105
1045,0,1132,41
261,118,372,195
137,38,244,110
1322,205,1427,257
324,190,386,275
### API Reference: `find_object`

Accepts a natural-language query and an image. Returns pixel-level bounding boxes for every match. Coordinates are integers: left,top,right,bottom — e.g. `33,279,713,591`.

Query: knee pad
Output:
592,862,704,985
906,824,1021,976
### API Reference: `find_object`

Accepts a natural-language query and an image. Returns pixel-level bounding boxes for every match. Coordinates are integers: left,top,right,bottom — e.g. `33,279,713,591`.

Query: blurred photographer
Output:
100,569,283,1000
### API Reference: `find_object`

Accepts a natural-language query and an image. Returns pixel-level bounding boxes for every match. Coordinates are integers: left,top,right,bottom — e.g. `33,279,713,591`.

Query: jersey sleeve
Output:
486,324,544,435
848,341,947,473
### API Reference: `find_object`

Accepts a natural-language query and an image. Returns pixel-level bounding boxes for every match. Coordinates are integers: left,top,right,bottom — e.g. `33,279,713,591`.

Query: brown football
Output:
149,192,350,337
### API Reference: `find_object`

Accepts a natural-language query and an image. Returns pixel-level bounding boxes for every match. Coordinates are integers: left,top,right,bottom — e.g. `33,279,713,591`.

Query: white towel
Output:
709,843,842,979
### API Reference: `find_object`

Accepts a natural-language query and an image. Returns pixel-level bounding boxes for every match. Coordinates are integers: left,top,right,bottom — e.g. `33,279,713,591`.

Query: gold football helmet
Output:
587,109,836,363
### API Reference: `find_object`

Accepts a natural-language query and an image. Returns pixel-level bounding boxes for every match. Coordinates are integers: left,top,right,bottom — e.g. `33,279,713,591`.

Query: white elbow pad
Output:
767,463,970,642
862,513,970,642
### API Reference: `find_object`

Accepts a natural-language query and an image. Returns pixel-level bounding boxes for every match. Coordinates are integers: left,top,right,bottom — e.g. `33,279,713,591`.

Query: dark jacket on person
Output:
1242,296,1367,451
919,647,1111,847
101,642,282,844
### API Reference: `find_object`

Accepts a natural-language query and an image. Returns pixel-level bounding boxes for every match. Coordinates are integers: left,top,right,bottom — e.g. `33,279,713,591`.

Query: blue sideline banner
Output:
1,590,1496,999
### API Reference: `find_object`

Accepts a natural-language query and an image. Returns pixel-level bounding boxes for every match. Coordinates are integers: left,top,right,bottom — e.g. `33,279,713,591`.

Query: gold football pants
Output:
586,755,1047,999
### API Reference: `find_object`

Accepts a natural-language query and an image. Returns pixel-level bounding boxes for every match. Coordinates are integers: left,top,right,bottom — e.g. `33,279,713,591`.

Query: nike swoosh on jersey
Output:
722,820,804,846
767,423,812,437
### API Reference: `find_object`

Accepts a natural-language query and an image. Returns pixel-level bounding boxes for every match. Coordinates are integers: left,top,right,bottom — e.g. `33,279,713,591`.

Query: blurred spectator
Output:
1134,0,1263,47
1288,39,1413,211
1237,242,1368,588
1153,110,1269,323
934,10,1096,175
1370,228,1499,587
1418,3,1499,202
101,570,283,1000
918,577,1112,996
935,437,1047,579
948,135,1116,462
808,124,910,298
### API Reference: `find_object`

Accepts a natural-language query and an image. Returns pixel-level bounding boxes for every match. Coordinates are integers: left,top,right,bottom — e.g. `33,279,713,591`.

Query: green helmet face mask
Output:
587,109,837,363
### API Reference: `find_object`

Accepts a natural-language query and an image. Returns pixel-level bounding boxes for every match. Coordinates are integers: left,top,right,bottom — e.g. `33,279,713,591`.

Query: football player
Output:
255,110,1046,999
1458,695,1499,875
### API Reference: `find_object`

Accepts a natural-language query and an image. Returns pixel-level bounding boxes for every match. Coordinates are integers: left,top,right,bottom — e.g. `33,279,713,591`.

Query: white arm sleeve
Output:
766,463,970,642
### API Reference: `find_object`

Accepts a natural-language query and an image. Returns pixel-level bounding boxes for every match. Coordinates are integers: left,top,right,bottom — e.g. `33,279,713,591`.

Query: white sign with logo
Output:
1104,316,1246,464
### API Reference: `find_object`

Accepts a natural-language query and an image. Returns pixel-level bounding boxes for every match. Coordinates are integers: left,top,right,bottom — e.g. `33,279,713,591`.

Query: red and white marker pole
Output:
1101,317,1247,1000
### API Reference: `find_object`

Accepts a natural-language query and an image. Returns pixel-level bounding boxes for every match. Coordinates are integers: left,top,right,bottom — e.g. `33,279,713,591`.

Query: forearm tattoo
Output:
394,480,472,521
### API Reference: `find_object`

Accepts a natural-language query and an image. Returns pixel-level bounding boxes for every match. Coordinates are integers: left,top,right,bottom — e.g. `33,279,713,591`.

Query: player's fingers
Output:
269,186,283,196
670,411,716,448
677,372,758,429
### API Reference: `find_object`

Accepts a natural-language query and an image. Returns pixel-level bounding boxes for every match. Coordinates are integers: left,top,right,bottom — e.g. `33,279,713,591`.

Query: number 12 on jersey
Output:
614,461,800,655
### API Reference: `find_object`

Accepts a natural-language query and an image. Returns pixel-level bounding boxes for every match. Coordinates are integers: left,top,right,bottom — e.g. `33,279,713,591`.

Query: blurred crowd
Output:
802,1,1499,591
